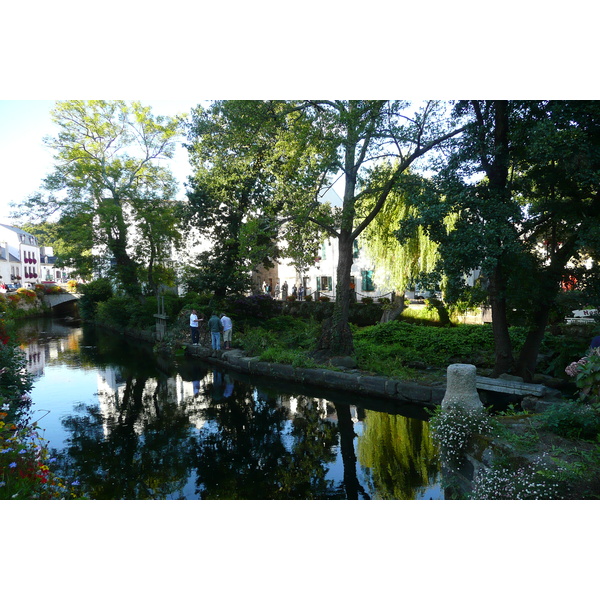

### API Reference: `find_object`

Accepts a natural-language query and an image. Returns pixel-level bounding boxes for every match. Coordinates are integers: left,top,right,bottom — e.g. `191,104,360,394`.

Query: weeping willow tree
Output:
358,170,440,295
357,411,439,500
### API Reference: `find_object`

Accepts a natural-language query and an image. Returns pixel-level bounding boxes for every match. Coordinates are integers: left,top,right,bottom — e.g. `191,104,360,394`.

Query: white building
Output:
0,223,41,287
253,188,395,302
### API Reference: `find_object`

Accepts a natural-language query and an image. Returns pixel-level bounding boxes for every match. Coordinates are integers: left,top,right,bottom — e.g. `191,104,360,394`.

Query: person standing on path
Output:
221,313,233,350
208,312,223,350
190,309,201,345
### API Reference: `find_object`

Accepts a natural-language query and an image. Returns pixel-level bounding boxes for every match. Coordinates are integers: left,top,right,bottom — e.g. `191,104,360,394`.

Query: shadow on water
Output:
16,318,444,500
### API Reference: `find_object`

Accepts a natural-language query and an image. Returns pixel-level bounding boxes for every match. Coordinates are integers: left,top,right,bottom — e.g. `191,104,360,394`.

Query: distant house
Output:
0,223,41,287
0,224,76,288
253,188,395,302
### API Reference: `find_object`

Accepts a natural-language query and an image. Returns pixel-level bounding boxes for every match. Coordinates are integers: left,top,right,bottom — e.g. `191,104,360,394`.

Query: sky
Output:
0,99,197,224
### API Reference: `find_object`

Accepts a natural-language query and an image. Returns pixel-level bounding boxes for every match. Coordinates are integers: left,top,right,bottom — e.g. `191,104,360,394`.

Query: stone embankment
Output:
103,324,564,411
187,344,445,408
183,344,563,410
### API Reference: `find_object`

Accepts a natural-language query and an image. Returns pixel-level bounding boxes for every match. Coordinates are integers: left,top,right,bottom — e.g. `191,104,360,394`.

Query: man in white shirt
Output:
220,313,233,350
190,309,200,345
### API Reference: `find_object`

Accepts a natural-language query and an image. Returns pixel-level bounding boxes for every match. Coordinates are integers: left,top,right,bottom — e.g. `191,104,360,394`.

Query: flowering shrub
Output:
67,280,78,292
44,285,64,295
0,413,85,499
0,335,85,499
471,456,562,500
565,347,600,403
429,403,494,464
14,288,37,303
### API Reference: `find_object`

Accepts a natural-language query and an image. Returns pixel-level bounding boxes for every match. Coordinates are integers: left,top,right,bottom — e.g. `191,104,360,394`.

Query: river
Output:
14,317,445,500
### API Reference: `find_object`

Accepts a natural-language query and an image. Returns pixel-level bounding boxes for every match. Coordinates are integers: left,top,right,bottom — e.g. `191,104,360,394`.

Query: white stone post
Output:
442,363,484,411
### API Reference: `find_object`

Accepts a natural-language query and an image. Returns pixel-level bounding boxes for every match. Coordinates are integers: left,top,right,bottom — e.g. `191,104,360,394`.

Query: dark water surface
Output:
15,317,444,500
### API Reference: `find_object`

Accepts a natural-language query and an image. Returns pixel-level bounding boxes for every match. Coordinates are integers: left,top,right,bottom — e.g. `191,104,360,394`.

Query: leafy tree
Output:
183,102,283,296
406,100,600,380
20,216,95,279
279,101,464,355
13,101,182,297
360,171,440,295
183,101,341,298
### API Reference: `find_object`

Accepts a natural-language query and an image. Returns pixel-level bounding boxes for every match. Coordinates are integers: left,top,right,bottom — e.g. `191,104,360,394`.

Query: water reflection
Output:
16,318,443,500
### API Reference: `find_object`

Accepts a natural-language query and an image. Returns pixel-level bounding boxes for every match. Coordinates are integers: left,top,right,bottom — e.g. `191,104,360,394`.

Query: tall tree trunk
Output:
515,303,552,382
334,403,369,500
329,232,354,356
101,196,142,297
474,100,514,377
489,265,514,376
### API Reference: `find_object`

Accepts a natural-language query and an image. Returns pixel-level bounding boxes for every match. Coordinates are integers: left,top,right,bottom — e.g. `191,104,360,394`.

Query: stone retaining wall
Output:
185,344,445,408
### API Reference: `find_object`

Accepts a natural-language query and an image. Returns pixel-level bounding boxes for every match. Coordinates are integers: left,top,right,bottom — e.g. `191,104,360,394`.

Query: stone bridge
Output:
42,292,82,308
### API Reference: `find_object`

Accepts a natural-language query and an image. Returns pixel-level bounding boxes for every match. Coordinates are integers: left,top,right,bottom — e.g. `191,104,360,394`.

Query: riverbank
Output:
99,320,564,411
57,319,600,498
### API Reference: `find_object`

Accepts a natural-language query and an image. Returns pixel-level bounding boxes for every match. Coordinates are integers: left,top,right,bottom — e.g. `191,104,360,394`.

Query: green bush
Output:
538,401,600,440
79,278,113,320
259,347,317,368
237,327,280,356
353,321,498,368
96,297,134,329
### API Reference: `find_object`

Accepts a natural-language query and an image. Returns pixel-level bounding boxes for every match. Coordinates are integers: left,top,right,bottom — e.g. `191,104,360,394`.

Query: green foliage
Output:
236,315,321,362
360,171,441,294
15,101,182,296
78,278,113,320
96,297,134,329
259,348,318,368
572,349,600,403
537,401,600,440
183,101,298,297
237,327,279,356
231,294,280,322
354,321,497,368
0,344,33,423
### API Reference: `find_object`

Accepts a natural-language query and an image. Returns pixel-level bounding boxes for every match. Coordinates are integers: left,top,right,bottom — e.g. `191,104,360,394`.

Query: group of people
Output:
190,309,233,351
262,280,310,300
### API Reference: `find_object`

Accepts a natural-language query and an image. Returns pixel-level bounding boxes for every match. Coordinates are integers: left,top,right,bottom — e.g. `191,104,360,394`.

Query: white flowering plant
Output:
471,456,562,500
429,403,494,464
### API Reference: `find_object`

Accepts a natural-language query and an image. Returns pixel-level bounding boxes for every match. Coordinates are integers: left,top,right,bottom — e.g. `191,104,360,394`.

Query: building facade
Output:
0,224,41,287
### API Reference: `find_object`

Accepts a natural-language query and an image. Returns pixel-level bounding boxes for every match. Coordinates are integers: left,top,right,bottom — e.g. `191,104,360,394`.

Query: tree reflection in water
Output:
191,372,343,499
357,411,440,499
60,373,195,499
21,320,441,500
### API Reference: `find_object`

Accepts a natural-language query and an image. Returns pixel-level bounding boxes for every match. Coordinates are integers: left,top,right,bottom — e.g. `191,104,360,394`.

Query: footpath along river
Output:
14,317,445,500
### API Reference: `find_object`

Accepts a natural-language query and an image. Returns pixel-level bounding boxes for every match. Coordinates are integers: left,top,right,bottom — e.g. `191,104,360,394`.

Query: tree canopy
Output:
403,100,600,379
15,100,183,296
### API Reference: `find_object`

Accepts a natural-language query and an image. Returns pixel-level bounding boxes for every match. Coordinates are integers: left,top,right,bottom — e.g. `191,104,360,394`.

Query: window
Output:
321,242,327,260
319,276,333,291
361,270,375,291
353,239,359,259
